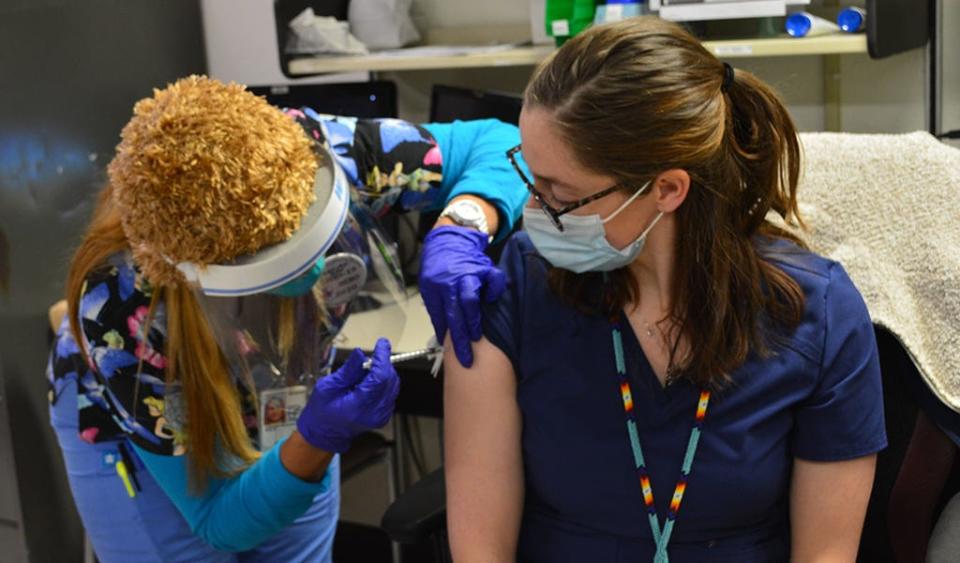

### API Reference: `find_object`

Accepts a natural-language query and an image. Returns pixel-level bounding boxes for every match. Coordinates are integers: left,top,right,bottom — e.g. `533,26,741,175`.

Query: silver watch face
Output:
452,200,483,222
444,200,489,237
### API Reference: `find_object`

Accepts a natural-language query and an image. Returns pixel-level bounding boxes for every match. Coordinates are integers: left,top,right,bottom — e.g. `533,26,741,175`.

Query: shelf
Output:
287,33,867,76
288,45,555,75
704,33,867,58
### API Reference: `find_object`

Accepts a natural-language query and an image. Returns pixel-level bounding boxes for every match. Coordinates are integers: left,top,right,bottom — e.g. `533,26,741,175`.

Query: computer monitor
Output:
247,81,398,118
429,85,523,126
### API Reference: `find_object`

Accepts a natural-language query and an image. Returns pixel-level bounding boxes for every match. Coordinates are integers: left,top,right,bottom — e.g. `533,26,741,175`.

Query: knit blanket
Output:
792,131,960,412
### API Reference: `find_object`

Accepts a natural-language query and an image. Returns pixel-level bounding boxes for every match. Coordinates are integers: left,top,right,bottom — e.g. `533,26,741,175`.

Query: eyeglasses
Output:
506,144,625,232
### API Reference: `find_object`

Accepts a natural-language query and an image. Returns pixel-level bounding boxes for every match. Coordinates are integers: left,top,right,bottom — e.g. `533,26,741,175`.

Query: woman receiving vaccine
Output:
444,17,886,563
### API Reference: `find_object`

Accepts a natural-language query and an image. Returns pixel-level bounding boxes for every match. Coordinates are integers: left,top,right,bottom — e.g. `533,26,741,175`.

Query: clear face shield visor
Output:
175,146,407,446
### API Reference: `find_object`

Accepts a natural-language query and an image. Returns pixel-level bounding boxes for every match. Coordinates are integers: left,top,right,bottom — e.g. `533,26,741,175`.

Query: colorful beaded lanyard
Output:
611,317,711,563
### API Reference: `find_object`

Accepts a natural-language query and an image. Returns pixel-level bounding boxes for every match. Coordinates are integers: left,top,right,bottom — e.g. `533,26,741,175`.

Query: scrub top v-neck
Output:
481,233,887,563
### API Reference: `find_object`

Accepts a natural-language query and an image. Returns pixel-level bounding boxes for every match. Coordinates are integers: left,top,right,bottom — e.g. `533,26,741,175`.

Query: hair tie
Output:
721,62,735,91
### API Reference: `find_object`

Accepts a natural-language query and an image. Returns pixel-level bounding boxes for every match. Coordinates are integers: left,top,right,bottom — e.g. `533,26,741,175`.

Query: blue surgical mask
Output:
268,257,326,297
523,182,663,273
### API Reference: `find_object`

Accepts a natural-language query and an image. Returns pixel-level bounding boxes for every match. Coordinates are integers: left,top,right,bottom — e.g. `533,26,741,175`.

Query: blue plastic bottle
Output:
837,6,866,33
785,12,839,38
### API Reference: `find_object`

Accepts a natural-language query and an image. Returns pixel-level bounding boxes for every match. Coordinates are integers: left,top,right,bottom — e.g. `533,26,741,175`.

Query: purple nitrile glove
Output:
419,226,507,368
296,338,400,454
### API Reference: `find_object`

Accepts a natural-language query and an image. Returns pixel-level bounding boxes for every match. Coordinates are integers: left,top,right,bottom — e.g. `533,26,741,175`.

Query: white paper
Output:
286,8,369,55
551,19,570,37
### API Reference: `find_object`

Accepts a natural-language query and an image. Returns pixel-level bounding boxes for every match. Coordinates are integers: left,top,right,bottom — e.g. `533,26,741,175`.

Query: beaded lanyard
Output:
611,318,711,563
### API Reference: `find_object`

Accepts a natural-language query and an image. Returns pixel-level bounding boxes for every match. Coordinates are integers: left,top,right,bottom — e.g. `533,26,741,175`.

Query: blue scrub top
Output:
482,233,887,563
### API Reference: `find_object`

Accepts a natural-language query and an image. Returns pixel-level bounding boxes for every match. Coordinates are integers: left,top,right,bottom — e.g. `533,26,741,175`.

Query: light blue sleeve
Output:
132,438,332,552
423,119,529,242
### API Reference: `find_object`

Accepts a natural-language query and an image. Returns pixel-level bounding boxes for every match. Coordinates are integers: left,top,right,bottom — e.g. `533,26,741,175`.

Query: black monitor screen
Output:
429,85,523,126
248,81,398,118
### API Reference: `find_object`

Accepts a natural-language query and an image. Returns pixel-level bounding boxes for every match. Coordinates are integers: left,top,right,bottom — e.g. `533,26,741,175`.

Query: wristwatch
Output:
439,199,493,242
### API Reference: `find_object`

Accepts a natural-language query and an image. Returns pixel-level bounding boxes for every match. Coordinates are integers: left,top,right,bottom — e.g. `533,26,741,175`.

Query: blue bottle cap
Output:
837,8,864,33
785,13,812,37
784,12,813,37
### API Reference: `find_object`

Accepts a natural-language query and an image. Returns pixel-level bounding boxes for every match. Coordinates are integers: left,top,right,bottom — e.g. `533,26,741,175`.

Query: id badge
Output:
258,385,308,450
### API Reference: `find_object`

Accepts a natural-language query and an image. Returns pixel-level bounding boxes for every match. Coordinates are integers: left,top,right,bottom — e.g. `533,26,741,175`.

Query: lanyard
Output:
611,318,710,563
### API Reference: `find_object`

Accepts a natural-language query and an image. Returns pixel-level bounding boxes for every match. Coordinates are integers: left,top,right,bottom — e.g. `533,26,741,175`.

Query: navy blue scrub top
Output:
482,233,887,563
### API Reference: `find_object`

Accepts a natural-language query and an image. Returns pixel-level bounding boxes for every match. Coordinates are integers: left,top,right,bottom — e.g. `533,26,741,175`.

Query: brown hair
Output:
525,17,806,387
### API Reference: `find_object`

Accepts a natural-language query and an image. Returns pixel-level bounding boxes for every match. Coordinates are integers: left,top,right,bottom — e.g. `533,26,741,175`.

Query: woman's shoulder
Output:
757,236,854,297
757,236,872,362
757,236,828,276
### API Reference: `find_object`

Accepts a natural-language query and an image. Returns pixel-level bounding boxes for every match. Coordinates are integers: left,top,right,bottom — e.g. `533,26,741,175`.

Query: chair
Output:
381,467,449,563
859,327,960,562
377,354,446,562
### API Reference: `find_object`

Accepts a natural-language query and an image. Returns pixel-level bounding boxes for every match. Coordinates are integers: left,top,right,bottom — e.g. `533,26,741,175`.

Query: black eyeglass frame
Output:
506,144,626,232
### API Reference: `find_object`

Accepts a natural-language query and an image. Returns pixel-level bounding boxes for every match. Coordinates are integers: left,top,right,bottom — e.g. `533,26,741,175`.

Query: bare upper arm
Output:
49,299,67,332
444,336,524,563
790,455,876,563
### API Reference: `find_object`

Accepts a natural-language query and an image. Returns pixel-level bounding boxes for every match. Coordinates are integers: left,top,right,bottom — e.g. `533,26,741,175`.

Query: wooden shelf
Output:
288,45,554,75
287,33,867,76
704,33,867,58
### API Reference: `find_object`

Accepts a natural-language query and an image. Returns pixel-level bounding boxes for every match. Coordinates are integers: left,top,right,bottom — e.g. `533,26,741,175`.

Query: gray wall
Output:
0,1,206,560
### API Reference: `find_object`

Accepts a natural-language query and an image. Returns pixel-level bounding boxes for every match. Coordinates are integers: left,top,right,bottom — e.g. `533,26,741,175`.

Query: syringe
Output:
361,346,444,370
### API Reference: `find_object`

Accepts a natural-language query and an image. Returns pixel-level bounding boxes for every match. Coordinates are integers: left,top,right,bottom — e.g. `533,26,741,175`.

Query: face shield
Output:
174,145,407,448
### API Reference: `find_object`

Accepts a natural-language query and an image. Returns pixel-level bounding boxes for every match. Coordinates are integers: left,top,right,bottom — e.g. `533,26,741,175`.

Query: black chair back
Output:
858,327,960,562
